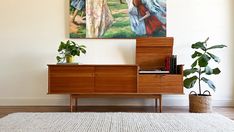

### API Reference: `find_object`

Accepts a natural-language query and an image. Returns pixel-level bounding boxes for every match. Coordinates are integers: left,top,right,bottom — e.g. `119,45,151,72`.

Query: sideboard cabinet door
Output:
48,66,94,94
95,66,137,93
138,74,161,93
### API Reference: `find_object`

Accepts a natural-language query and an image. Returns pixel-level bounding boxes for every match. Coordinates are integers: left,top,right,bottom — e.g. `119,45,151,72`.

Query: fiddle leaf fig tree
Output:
183,38,227,95
56,40,86,63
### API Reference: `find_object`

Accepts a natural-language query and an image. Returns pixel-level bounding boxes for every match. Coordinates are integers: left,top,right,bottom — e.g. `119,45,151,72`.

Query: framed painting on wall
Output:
69,0,166,38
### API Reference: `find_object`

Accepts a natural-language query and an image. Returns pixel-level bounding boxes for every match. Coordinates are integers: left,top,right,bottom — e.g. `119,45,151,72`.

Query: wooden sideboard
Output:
47,37,184,112
48,65,138,94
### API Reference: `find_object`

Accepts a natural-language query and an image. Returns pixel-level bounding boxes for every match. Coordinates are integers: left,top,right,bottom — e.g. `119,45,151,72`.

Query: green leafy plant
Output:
183,38,227,95
56,40,86,63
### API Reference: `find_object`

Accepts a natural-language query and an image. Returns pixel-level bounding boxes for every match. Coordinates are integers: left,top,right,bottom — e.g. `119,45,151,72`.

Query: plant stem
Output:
198,67,201,95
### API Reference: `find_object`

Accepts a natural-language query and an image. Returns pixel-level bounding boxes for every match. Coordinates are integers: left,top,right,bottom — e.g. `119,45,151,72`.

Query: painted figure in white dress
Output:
86,0,114,38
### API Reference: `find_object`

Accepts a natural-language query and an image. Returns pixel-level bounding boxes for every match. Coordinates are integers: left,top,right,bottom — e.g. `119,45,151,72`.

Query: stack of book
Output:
165,55,177,74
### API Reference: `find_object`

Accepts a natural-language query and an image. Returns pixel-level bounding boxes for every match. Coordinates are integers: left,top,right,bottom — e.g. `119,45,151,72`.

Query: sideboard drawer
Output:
139,74,183,94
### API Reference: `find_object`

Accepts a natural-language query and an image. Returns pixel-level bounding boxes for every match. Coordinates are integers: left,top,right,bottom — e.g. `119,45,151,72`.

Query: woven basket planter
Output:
189,90,212,113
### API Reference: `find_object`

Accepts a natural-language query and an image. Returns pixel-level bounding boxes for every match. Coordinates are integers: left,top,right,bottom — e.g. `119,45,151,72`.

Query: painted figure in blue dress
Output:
126,0,146,35
71,0,86,24
141,0,166,26
126,0,166,36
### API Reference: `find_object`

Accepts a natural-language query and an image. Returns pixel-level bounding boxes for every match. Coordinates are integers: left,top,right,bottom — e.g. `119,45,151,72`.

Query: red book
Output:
165,56,171,71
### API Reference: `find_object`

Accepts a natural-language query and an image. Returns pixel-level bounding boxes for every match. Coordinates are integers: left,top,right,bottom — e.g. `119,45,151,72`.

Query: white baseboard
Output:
0,97,233,106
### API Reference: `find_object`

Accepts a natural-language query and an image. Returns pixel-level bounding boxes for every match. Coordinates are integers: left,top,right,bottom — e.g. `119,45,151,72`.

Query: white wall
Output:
0,0,233,106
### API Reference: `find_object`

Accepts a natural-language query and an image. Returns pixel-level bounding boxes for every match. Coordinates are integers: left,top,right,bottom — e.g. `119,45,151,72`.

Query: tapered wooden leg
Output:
155,98,158,108
75,98,78,112
70,95,73,112
159,95,162,113
155,98,158,112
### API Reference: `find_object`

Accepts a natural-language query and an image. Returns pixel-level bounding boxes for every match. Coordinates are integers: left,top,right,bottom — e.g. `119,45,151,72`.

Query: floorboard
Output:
0,106,233,120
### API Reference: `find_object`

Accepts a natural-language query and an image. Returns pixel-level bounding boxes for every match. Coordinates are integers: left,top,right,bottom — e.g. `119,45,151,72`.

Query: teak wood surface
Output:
48,65,138,94
94,66,137,93
136,37,173,70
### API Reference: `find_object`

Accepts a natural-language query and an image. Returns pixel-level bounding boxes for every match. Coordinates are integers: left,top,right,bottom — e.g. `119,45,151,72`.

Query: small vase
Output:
66,56,74,63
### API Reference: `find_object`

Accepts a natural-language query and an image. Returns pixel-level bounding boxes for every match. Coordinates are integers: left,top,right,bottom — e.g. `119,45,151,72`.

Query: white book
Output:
139,70,170,74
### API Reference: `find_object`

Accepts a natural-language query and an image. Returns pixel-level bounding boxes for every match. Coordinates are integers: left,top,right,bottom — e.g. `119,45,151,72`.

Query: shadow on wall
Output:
231,0,234,103
117,42,136,64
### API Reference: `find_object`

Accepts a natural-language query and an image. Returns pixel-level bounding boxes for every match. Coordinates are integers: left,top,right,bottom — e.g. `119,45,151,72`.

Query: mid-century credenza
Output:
47,37,183,112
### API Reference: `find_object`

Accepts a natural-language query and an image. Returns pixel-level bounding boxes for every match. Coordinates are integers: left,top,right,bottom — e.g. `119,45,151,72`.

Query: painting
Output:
69,0,166,38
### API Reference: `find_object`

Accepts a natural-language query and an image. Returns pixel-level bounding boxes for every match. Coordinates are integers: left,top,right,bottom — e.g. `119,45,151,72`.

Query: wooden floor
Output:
0,106,233,120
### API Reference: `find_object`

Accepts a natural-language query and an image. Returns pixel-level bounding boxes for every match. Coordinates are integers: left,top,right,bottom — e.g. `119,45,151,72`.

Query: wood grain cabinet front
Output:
48,66,95,94
139,74,161,93
95,66,137,93
139,74,183,94
161,75,183,93
48,65,138,94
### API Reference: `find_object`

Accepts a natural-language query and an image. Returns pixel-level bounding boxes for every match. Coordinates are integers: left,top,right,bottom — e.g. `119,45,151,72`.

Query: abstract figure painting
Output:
69,0,166,38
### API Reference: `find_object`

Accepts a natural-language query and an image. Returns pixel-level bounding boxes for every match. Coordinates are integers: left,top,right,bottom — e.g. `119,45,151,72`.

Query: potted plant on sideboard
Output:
56,40,86,63
183,38,227,113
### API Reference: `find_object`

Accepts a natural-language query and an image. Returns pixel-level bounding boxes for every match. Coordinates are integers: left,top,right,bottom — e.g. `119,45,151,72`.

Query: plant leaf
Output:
79,45,86,48
80,48,86,54
191,51,202,58
207,52,220,63
205,66,213,75
201,77,216,91
71,41,76,45
213,68,221,74
56,56,63,62
56,56,61,61
183,68,198,77
198,54,210,67
191,60,197,68
192,42,206,51
66,40,70,45
58,41,65,52
207,45,227,50
184,76,198,89
71,50,77,56
77,50,80,56
204,37,209,43
201,70,206,74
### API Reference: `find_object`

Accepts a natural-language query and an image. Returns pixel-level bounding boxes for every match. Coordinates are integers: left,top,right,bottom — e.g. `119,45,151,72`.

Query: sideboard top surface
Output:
48,64,138,67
